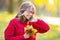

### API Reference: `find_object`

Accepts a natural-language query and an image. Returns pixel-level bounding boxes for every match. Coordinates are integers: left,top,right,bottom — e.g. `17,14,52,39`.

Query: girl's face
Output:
23,7,34,20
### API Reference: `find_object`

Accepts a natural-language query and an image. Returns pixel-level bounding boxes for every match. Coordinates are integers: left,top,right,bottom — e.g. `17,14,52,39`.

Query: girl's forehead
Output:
26,7,34,14
27,7,34,11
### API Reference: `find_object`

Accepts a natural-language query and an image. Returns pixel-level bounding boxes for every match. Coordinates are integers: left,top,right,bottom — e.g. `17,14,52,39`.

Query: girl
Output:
4,1,50,40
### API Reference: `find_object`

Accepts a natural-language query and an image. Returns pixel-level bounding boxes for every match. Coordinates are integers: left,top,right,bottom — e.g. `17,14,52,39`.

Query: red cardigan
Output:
4,18,50,40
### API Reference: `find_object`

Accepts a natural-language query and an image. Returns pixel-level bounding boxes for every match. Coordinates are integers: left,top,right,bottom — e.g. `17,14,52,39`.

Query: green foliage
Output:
0,13,60,40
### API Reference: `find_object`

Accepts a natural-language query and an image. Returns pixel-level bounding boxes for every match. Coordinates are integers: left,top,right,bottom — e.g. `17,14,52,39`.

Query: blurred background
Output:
0,0,60,40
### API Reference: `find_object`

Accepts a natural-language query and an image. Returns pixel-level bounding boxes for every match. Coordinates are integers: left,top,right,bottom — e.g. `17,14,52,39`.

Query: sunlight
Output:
48,0,54,5
40,17,60,25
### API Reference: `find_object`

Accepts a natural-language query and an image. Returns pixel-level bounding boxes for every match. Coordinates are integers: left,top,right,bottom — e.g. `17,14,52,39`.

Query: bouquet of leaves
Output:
24,25,37,37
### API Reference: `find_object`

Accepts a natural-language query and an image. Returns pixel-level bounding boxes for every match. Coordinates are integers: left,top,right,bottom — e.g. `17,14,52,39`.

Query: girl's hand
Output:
24,33,30,39
29,17,37,22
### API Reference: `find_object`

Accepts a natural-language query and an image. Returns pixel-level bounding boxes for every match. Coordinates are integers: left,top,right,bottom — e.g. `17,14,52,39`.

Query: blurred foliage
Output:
0,0,60,16
0,0,60,40
0,13,60,40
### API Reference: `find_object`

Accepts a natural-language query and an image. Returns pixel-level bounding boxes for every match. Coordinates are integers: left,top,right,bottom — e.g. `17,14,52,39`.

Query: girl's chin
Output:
26,16,32,21
26,18,31,21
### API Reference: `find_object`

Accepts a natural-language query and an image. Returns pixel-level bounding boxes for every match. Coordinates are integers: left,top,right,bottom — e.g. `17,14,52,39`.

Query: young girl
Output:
4,1,50,40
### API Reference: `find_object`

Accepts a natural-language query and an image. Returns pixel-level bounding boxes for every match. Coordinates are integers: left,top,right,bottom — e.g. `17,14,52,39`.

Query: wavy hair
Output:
16,1,36,23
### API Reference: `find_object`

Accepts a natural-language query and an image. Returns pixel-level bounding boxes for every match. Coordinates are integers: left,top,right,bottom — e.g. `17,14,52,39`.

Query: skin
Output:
23,7,34,20
23,7,35,39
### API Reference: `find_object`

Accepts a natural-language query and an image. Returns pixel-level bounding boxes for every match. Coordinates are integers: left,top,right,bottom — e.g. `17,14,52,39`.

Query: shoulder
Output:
9,18,17,23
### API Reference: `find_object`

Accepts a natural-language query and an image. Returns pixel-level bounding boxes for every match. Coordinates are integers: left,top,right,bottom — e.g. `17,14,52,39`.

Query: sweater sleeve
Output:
4,19,24,40
29,19,50,33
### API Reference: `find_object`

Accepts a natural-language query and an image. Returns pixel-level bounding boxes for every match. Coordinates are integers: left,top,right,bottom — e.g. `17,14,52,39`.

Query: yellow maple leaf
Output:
24,25,37,34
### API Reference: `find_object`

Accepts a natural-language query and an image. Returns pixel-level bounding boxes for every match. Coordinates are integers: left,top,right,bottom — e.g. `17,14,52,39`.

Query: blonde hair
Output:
16,1,36,23
18,1,36,14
